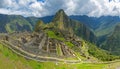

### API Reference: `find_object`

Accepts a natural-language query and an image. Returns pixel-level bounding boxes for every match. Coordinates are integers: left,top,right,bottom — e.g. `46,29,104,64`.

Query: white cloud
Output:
0,0,120,17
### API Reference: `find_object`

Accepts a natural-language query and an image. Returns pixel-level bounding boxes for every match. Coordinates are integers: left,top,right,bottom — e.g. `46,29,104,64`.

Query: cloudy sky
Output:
0,0,120,17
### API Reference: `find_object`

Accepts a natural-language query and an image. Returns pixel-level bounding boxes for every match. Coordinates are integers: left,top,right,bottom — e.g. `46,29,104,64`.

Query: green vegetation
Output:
0,43,109,69
46,30,65,41
34,20,45,32
105,62,120,69
5,19,33,33
65,41,74,48
101,24,120,55
0,9,120,69
0,44,32,69
95,26,114,37
74,63,106,69
34,9,96,43
0,14,33,33
88,42,120,61
56,45,63,56
46,30,74,49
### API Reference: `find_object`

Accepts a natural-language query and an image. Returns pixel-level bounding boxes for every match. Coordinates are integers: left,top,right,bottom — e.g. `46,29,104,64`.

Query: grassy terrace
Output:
46,30,74,48
1,42,119,69
46,30,65,41
65,41,74,48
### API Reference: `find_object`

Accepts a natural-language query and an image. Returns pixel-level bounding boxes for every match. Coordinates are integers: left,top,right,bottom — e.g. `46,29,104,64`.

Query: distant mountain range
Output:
0,9,120,56
28,14,120,37
37,15,120,37
0,14,33,33
1,12,120,37
70,16,120,36
0,14,52,33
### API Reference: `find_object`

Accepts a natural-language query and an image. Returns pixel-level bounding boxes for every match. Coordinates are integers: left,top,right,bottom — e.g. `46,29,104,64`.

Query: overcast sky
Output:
0,0,120,17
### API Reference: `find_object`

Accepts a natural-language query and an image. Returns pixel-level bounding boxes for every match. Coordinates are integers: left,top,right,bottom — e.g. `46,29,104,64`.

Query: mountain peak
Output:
57,9,65,14
52,9,69,21
52,9,69,30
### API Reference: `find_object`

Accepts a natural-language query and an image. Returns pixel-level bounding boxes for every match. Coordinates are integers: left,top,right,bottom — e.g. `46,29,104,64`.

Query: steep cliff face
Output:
101,24,120,55
52,9,68,30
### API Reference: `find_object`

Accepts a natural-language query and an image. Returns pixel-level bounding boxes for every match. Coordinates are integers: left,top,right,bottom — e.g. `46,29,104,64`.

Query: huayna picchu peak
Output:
52,9,71,30
47,9,96,43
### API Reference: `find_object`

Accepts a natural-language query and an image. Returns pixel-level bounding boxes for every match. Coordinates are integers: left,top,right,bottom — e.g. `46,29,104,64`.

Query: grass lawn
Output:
65,41,74,48
0,43,119,69
46,30,65,41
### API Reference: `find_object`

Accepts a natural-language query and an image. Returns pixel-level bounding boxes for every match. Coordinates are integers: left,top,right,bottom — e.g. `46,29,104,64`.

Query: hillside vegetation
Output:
101,23,120,55
0,43,107,69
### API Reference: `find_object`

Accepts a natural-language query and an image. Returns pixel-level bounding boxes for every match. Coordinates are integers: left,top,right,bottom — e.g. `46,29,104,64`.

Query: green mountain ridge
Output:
0,14,33,33
101,23,120,55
